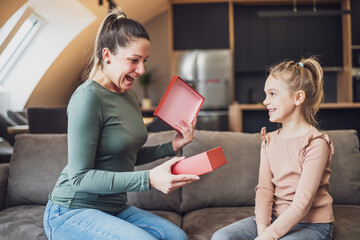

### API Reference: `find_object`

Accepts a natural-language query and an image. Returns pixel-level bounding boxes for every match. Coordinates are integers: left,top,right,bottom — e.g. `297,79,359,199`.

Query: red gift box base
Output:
171,146,227,176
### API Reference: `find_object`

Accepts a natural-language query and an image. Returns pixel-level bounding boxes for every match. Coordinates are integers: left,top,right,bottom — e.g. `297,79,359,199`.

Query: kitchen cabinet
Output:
351,0,360,45
229,103,360,134
234,4,343,72
233,3,343,104
172,3,229,50
169,0,357,131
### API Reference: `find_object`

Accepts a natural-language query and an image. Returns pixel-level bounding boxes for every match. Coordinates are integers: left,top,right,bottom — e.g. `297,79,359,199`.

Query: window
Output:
0,4,41,82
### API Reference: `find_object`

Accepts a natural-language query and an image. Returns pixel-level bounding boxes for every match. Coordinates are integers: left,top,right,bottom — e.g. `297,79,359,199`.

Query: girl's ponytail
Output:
299,58,324,126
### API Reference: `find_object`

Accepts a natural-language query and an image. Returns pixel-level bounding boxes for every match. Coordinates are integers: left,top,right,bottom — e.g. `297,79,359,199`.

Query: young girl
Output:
212,57,334,240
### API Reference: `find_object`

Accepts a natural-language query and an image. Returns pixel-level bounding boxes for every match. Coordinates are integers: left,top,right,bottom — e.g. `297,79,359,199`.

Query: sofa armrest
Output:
0,163,9,210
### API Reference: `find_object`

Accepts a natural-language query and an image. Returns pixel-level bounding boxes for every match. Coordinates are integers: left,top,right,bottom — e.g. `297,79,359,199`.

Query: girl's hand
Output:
257,223,268,236
255,231,276,240
149,156,199,194
172,117,197,152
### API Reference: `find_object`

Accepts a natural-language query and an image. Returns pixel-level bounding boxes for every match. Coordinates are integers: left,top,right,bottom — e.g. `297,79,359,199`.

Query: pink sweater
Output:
255,127,334,239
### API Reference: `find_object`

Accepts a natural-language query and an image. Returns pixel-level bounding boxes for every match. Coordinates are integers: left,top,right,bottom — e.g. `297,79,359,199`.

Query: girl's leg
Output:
211,216,258,240
116,205,188,240
44,201,157,240
280,222,333,240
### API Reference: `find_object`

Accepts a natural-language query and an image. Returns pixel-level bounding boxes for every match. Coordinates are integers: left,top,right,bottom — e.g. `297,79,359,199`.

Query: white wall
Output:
0,86,9,116
0,0,95,112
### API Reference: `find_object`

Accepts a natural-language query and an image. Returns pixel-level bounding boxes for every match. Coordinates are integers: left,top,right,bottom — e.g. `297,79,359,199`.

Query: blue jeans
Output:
43,200,188,240
211,215,333,240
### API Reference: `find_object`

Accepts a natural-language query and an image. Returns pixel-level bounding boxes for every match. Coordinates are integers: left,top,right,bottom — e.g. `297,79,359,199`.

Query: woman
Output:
43,9,199,240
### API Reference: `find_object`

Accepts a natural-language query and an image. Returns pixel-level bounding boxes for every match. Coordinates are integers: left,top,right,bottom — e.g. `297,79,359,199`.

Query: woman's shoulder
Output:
71,80,103,100
68,81,104,109
74,80,102,94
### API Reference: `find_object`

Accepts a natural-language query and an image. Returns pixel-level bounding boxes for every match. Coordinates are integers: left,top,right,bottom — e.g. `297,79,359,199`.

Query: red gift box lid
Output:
171,146,227,176
154,76,205,131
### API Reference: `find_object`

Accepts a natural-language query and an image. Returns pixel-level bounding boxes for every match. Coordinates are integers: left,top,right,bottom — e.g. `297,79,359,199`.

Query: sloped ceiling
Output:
115,0,169,23
24,0,170,108
82,0,169,23
0,0,27,27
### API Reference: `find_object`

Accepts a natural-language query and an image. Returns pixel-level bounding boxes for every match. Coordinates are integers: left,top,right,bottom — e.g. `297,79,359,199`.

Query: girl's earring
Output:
106,60,111,64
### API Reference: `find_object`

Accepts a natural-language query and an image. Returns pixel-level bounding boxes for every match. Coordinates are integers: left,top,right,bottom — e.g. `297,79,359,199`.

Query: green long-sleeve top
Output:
49,80,176,213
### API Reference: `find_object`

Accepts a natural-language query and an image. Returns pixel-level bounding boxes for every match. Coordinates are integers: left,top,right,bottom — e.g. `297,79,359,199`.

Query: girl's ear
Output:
295,90,306,106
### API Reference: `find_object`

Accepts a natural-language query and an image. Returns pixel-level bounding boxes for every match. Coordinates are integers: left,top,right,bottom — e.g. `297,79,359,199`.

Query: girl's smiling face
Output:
263,75,298,124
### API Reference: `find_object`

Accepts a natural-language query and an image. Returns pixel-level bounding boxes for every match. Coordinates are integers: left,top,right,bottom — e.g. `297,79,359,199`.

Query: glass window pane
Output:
0,11,41,82
0,4,27,46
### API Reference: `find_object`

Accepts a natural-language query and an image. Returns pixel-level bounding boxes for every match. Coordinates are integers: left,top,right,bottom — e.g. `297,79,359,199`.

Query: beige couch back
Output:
135,129,360,214
180,130,261,213
6,134,68,208
5,130,360,214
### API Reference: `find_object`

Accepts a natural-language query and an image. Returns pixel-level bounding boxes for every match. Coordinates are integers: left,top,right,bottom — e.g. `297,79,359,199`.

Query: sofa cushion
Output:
6,134,67,208
150,210,183,228
128,130,183,213
325,130,360,205
181,205,360,240
181,130,261,213
332,205,360,240
0,205,47,240
182,207,255,240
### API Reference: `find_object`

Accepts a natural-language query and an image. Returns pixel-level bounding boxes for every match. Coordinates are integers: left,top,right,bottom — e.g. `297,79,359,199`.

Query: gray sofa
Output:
0,129,360,240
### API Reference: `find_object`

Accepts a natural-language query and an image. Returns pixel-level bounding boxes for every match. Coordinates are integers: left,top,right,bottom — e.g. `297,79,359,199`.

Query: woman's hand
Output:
172,117,197,152
149,156,199,194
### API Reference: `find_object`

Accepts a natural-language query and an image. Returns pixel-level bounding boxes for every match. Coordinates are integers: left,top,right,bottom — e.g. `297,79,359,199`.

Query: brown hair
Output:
82,9,150,81
268,57,324,127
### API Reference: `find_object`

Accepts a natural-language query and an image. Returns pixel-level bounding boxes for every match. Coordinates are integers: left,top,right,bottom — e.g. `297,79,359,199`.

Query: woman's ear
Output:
102,48,111,64
295,90,306,106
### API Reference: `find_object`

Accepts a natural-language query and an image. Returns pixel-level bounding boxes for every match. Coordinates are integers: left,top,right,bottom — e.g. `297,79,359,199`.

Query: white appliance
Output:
173,49,233,110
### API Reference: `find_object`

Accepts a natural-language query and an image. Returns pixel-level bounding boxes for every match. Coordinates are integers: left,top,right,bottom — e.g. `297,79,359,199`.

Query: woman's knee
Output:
171,228,188,240
155,224,188,240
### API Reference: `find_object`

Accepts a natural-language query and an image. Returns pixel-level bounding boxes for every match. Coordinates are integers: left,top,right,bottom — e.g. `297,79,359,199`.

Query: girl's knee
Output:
211,228,233,240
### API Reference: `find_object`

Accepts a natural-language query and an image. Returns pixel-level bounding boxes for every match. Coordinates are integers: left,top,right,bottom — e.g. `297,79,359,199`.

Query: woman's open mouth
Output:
126,75,135,82
124,75,135,86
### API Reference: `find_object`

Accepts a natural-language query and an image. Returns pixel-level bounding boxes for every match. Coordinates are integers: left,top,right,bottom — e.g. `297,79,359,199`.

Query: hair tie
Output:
298,62,304,67
117,14,125,19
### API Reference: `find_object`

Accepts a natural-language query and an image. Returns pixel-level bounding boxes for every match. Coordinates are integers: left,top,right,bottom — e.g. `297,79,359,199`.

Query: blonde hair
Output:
82,9,150,81
268,57,324,127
